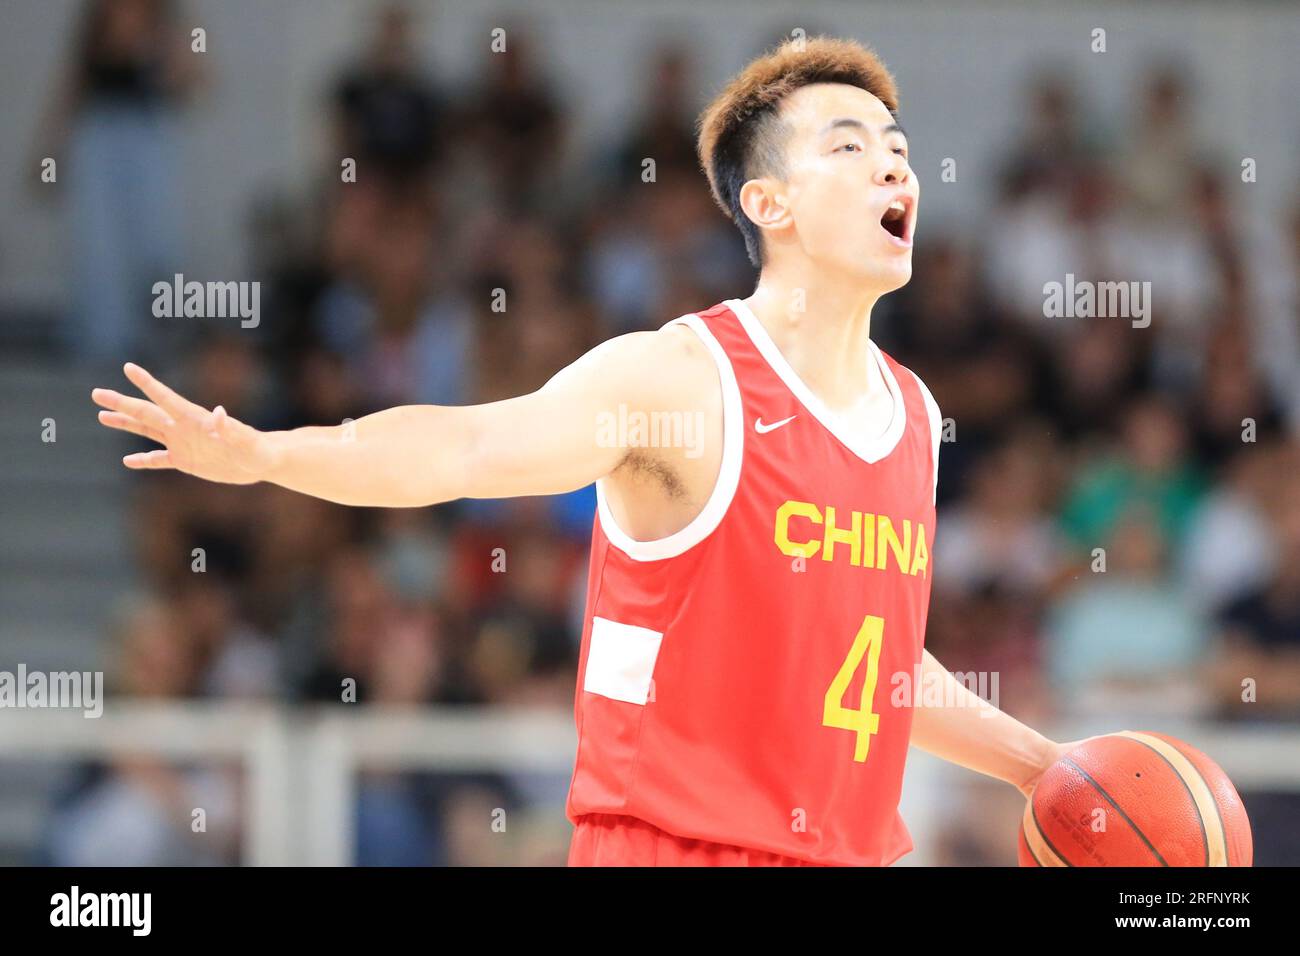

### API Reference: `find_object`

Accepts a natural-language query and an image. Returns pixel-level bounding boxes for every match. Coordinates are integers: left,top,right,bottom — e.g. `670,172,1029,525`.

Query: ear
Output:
739,177,793,237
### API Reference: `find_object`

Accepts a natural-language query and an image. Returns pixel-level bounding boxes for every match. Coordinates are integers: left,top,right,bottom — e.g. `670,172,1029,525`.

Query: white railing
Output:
0,704,1295,865
0,703,576,865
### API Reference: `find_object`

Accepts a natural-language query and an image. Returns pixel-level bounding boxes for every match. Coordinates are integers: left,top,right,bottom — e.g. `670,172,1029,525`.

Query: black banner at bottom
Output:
0,865,1280,942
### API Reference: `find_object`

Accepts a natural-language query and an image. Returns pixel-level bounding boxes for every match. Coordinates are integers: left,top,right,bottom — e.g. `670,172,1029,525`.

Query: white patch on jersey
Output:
583,616,665,705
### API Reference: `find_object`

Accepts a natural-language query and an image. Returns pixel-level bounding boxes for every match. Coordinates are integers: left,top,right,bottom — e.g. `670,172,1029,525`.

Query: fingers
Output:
92,388,175,431
123,449,175,470
122,363,199,419
98,410,165,444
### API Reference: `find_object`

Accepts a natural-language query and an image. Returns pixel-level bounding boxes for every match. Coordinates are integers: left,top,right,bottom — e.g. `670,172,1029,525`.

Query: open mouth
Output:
879,196,913,243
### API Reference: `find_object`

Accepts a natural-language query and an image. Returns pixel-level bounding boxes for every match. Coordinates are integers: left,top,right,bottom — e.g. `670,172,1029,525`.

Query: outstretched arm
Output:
92,325,709,508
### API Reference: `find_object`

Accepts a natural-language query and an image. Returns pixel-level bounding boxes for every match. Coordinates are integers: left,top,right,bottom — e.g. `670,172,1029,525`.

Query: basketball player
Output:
92,36,1082,866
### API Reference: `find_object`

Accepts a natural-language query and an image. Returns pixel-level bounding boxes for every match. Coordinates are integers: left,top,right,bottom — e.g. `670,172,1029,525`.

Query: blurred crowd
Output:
33,1,1300,864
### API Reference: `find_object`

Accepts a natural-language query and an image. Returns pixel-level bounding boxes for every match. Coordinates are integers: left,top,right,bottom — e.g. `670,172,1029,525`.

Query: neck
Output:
743,266,885,410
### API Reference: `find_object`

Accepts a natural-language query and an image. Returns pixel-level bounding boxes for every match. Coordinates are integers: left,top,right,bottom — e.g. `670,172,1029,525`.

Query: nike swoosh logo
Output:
755,414,797,434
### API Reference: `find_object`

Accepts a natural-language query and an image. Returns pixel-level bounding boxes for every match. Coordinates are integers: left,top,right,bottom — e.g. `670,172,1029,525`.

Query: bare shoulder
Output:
645,321,722,405
545,321,721,412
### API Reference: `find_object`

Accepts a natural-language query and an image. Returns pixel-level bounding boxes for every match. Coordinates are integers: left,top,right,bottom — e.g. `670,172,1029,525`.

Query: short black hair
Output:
697,36,900,267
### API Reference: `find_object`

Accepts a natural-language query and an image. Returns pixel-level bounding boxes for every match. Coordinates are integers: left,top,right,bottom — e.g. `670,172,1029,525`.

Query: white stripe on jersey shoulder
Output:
908,368,943,504
594,312,744,562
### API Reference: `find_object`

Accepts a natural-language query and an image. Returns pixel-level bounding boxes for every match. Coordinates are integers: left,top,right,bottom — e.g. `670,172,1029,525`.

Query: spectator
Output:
1059,396,1206,553
1046,508,1210,717
35,0,201,364
1209,459,1300,721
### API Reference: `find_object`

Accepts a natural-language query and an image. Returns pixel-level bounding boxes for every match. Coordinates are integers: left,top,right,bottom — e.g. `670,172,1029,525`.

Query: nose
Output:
874,149,910,187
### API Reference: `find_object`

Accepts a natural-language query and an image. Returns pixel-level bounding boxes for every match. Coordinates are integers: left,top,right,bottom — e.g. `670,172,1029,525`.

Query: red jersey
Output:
566,298,941,866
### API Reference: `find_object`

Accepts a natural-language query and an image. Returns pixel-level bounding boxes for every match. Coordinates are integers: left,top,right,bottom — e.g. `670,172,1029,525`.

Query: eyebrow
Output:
821,118,908,139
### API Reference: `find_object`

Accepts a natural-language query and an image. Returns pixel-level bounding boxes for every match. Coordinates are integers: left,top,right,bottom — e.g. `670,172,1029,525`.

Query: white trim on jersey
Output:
911,371,943,504
724,297,908,465
593,312,745,562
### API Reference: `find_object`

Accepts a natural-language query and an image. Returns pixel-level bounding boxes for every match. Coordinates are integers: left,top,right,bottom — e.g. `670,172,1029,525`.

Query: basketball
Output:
1019,731,1253,867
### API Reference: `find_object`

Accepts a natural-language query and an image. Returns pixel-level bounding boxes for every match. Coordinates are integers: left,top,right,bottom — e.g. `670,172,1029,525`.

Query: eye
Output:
836,142,861,153
892,147,908,157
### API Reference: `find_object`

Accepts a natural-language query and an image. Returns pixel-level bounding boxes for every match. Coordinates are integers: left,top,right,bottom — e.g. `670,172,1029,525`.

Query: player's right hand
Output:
91,363,277,484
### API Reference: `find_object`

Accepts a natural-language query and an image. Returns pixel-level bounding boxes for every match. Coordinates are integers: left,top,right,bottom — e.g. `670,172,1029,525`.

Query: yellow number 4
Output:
823,614,884,762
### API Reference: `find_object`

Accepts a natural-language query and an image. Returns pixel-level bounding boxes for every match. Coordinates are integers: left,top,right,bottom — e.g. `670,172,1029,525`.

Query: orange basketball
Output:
1019,731,1252,867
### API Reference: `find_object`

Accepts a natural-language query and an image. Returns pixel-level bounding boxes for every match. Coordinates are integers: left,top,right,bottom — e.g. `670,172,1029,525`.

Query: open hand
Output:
92,363,276,484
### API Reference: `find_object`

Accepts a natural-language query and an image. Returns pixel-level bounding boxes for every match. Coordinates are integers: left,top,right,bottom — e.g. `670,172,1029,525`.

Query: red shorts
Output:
567,813,827,867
